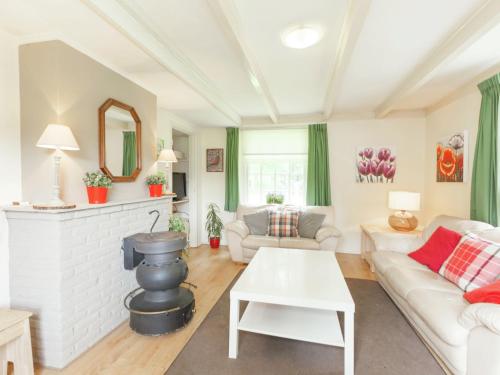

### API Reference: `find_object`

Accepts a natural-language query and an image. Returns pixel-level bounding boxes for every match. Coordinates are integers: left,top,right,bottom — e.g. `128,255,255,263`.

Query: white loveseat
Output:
371,215,500,375
224,204,341,263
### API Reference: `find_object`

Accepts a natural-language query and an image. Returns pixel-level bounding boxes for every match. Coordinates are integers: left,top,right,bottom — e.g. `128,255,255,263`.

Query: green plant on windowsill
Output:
266,192,284,204
169,215,189,256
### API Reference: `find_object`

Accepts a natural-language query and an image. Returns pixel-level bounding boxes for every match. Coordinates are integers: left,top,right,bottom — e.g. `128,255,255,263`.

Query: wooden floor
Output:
35,246,373,375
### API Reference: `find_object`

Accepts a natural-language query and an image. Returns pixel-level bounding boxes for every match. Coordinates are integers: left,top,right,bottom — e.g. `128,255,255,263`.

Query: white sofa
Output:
224,204,341,263
371,215,500,375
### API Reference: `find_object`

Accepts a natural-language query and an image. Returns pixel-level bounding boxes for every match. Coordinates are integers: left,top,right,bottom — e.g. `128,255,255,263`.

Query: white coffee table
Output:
228,247,355,375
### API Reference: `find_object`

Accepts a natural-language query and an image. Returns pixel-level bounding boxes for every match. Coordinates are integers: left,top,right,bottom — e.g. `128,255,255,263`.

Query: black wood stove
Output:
122,230,195,335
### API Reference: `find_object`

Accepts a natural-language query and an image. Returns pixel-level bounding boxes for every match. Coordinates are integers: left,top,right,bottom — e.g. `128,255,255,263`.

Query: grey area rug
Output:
166,276,444,375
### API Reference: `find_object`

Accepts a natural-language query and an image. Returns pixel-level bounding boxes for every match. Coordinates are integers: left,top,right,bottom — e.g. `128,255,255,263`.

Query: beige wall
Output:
206,117,426,253
197,127,234,245
424,91,482,220
0,29,21,307
329,117,427,252
19,41,157,204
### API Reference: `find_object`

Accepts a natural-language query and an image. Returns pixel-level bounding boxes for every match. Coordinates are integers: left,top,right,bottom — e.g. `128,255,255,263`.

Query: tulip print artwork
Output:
436,131,467,182
356,147,397,183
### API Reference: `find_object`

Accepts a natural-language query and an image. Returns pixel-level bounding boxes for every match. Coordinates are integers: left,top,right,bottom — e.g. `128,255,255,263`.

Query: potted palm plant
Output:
146,172,166,197
83,171,112,204
205,203,223,250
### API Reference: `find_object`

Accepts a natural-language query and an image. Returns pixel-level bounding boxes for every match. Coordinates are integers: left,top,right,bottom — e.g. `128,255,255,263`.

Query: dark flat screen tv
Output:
172,172,187,200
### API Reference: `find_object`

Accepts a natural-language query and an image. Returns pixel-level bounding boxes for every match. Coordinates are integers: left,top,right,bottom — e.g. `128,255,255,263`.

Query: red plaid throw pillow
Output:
269,210,298,237
439,233,500,292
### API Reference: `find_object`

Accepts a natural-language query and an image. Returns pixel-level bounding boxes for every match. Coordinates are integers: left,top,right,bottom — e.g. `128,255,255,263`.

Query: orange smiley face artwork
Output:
436,132,467,183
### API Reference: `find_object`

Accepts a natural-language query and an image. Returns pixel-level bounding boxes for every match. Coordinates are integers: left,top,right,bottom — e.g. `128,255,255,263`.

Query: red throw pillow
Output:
464,280,500,304
408,226,462,273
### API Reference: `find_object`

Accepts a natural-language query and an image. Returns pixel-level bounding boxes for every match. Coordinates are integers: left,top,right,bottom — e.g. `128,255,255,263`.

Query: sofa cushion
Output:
408,226,462,272
298,212,325,239
372,251,428,276
237,205,270,220
407,289,470,346
269,210,298,237
439,232,500,292
243,210,269,235
423,215,493,242
283,205,335,227
279,237,320,250
464,280,500,304
384,267,462,300
241,235,279,250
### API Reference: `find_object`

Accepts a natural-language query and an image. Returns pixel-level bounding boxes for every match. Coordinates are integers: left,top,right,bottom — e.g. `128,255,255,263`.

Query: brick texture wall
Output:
6,198,170,368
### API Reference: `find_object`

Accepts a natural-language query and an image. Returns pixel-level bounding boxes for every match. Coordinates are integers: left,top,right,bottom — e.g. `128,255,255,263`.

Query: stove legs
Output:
228,297,240,359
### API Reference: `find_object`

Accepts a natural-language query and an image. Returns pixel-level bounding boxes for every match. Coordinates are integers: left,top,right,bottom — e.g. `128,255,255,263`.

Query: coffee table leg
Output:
344,311,354,375
228,297,239,359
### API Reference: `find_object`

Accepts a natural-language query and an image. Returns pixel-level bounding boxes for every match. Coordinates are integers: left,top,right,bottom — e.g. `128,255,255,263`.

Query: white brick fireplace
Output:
3,197,172,368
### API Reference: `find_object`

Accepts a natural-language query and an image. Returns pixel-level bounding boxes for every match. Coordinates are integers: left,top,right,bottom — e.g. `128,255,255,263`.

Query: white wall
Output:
424,91,482,220
197,127,234,245
158,108,201,246
0,30,21,307
329,117,427,253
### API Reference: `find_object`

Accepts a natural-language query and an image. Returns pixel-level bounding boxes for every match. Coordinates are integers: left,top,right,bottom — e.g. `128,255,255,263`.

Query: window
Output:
241,128,308,206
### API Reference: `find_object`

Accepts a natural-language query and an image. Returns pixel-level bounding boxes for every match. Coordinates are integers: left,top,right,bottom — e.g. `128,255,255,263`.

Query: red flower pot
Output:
149,184,163,197
209,237,220,249
86,186,108,204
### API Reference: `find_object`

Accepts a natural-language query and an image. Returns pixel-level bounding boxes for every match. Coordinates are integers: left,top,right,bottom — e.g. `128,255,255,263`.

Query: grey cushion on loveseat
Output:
243,210,269,235
298,212,326,239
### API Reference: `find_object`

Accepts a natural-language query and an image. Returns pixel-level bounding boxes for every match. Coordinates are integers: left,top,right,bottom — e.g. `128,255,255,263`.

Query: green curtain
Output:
470,73,500,226
122,131,137,176
225,127,239,212
307,123,332,206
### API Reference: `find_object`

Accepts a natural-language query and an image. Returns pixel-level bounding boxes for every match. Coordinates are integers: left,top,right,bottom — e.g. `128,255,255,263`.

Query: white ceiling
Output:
1,0,499,126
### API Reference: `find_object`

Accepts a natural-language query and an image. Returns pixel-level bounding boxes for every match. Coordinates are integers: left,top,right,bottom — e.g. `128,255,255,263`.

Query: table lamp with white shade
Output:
157,148,177,194
388,191,421,231
36,124,79,206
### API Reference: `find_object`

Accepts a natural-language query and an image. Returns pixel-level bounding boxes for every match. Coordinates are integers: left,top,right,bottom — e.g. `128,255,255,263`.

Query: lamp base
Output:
388,213,418,232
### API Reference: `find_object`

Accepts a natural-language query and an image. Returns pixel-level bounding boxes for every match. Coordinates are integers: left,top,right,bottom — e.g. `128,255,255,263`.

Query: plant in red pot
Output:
205,203,223,250
146,172,166,197
83,171,112,204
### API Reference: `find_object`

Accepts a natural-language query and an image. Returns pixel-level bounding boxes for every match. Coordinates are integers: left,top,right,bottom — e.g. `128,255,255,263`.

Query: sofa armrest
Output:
370,232,424,254
316,225,342,243
224,220,249,239
459,303,500,335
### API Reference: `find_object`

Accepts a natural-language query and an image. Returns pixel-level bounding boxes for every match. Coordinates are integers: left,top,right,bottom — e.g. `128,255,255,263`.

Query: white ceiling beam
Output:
427,61,500,114
241,113,326,128
207,0,279,123
376,0,500,118
82,0,241,125
323,0,371,119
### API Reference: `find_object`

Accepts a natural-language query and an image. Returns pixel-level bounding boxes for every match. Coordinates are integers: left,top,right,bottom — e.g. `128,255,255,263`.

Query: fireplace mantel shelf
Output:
2,196,174,221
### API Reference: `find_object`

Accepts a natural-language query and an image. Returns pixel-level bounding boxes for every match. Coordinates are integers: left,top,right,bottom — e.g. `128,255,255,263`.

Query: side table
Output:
360,223,423,272
0,309,34,375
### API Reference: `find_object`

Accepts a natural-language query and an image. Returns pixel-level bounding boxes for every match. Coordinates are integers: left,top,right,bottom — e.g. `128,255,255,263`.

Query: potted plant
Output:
205,203,223,250
146,172,166,197
169,215,189,256
266,192,284,204
83,171,112,204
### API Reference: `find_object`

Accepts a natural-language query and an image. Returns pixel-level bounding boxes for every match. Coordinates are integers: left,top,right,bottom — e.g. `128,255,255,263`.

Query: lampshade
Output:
388,191,421,212
36,124,80,151
157,149,178,163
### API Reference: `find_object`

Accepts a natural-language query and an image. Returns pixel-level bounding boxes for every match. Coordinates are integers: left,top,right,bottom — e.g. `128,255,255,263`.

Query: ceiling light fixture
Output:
281,25,323,49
